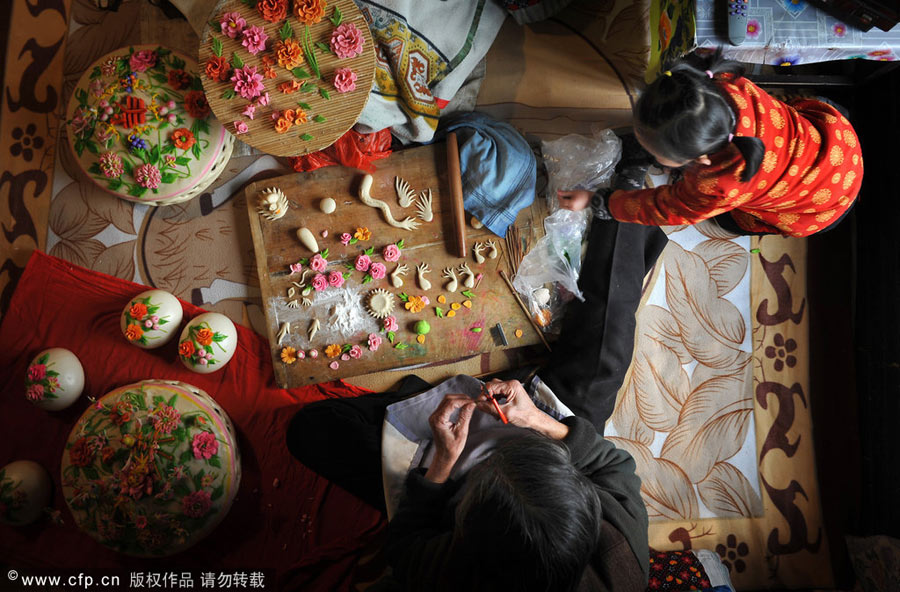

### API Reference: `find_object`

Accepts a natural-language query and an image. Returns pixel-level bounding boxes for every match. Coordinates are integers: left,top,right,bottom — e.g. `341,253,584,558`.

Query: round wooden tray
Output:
199,0,375,157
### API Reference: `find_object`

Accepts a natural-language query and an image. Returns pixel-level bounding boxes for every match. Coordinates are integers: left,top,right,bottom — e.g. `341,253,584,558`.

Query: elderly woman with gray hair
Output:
288,218,669,591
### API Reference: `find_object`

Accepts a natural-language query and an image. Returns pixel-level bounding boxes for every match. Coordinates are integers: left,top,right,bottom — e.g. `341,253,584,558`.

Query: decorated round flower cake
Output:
61,380,241,557
66,45,234,206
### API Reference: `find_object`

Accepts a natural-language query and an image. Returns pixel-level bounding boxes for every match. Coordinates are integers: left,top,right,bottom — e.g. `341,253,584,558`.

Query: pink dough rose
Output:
340,233,352,246
349,344,363,359
384,316,398,332
241,25,268,55
328,271,345,288
310,253,328,272
27,364,46,381
382,244,400,262
355,254,371,272
333,67,358,93
231,65,265,100
312,273,328,292
129,49,157,72
191,431,219,460
330,23,365,59
367,333,382,351
369,262,386,280
220,12,246,38
26,383,44,401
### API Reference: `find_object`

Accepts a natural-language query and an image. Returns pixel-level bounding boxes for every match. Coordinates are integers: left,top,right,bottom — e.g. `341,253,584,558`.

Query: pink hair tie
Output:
705,70,715,79
728,133,734,142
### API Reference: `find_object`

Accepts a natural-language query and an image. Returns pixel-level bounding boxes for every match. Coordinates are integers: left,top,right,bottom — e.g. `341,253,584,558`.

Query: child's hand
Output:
557,189,592,211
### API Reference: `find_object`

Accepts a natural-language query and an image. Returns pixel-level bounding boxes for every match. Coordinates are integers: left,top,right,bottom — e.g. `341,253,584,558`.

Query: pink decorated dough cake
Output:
65,45,234,206
61,380,241,557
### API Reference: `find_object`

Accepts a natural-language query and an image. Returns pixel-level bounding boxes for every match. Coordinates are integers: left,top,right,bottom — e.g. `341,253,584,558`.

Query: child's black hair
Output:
634,48,765,182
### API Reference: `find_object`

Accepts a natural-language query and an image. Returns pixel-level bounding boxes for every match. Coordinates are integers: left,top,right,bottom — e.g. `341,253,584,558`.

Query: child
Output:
559,50,864,237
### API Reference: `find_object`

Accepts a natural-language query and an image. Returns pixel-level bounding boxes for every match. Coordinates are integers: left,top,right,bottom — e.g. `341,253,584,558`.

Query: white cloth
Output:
354,0,507,144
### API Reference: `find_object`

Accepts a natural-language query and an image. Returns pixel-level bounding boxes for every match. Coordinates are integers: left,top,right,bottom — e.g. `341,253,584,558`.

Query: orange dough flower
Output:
279,80,302,93
276,38,304,70
294,0,327,25
405,296,426,313
262,55,276,67
171,128,196,150
205,56,230,82
263,65,278,79
129,302,148,320
179,340,195,357
325,344,342,358
293,108,308,124
125,323,144,341
354,227,371,241
257,0,287,22
280,346,297,364
195,327,215,346
275,117,292,134
283,108,296,123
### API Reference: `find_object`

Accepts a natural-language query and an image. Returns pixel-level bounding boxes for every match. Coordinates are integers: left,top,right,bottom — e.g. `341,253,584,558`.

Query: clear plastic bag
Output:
510,128,622,333
541,127,622,212
512,208,589,334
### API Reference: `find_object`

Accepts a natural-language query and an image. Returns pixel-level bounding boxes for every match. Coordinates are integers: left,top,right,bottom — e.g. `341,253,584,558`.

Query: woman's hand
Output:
557,189,592,211
425,393,476,483
477,379,569,440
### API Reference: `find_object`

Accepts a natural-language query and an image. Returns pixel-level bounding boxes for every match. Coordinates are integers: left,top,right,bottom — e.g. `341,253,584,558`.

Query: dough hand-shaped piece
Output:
486,239,500,259
416,189,433,222
457,263,476,289
473,242,485,264
308,318,320,341
360,175,420,231
391,263,408,289
276,321,291,345
442,267,458,293
416,263,432,290
287,299,300,309
395,176,416,208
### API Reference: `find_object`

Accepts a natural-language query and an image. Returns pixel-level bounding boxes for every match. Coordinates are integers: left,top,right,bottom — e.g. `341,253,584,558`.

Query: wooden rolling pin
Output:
445,132,467,258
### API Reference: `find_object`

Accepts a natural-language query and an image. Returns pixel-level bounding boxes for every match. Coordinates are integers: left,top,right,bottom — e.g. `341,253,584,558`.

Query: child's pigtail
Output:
731,136,765,182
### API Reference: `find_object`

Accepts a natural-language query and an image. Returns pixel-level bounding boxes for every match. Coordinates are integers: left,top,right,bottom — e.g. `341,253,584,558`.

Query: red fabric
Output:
0,251,384,591
609,76,863,237
289,129,393,173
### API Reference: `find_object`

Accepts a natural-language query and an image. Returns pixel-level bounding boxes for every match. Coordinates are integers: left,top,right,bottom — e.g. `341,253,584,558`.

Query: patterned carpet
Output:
0,0,832,588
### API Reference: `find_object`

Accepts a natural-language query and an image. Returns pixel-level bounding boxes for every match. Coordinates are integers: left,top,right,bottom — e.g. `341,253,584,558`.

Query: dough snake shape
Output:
360,175,420,231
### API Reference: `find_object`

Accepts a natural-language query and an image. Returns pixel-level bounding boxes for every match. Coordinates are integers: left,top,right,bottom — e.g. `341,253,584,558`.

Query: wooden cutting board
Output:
246,142,545,388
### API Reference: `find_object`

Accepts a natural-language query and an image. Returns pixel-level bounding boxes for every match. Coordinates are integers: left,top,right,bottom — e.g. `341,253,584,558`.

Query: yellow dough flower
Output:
280,346,297,364
404,296,426,313
325,344,342,358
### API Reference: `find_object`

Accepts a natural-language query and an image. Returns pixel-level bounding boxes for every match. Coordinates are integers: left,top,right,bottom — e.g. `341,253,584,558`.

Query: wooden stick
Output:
445,132,467,258
499,269,552,352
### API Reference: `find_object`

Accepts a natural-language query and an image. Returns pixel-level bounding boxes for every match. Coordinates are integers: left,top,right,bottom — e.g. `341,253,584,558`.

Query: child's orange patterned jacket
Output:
609,75,863,236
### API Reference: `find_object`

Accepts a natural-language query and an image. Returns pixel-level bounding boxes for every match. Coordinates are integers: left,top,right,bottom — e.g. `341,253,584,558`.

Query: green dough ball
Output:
414,320,431,335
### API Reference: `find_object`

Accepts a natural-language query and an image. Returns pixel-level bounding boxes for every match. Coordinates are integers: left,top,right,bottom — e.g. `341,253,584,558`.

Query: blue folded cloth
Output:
442,112,536,237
